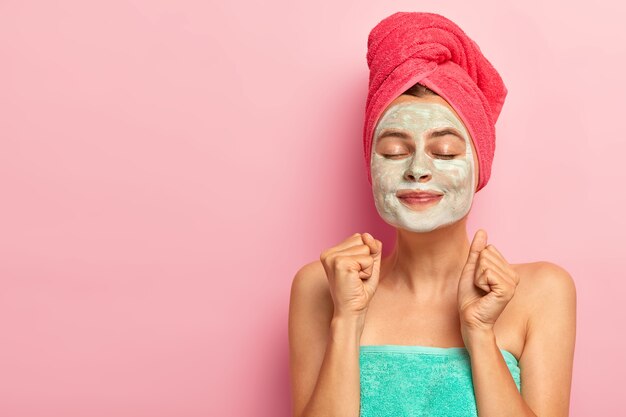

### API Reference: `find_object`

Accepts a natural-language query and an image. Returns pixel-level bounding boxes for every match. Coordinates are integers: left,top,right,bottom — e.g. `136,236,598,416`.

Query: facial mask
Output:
370,100,476,233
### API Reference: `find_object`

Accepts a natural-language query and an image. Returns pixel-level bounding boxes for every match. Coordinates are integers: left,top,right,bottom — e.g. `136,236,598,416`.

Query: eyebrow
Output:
378,128,465,142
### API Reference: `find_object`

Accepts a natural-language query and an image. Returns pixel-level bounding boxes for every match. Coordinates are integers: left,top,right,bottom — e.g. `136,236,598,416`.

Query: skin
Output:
289,94,576,417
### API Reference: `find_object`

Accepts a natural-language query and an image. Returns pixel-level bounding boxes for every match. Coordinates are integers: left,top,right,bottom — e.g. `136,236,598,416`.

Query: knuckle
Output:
350,233,362,242
320,249,335,264
335,256,351,270
326,252,337,264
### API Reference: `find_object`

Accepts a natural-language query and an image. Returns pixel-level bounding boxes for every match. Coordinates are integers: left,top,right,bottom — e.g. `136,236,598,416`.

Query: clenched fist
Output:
320,233,383,319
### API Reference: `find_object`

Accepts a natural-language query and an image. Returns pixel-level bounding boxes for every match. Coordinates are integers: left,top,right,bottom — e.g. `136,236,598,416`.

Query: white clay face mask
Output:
370,100,476,233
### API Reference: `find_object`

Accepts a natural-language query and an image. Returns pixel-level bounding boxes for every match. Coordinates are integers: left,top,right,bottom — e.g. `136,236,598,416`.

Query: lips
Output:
396,189,444,198
396,189,444,210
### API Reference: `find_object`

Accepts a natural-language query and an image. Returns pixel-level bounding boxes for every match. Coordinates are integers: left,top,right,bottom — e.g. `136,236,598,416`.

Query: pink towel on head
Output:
363,12,508,192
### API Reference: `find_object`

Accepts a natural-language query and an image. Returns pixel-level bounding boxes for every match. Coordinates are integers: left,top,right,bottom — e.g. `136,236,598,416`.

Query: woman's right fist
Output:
320,233,383,319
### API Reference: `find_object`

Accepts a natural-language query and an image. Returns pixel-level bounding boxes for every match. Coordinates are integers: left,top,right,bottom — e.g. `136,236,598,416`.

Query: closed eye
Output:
381,153,458,160
433,154,457,160
381,154,409,159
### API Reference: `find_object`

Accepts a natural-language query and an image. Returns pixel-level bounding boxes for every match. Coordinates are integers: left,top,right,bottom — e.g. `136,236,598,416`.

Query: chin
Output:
401,222,449,233
387,213,464,233
380,217,448,233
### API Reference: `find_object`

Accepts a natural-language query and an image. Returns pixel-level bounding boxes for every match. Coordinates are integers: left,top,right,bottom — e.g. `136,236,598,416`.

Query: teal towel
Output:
359,344,521,417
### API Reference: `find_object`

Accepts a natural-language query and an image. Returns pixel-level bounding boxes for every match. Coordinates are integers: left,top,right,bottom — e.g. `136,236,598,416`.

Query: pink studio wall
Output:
0,1,623,416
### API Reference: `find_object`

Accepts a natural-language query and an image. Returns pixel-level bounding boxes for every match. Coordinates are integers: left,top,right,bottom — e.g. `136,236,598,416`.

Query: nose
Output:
403,152,433,183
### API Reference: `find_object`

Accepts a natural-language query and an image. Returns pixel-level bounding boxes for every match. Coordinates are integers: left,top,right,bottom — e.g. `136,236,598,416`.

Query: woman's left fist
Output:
457,229,520,333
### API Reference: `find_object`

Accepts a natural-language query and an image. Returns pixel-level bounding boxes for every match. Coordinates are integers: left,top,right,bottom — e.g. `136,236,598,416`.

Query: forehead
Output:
376,101,465,131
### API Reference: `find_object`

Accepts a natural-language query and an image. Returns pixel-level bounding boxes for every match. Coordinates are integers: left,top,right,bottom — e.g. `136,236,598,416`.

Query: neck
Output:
381,217,471,298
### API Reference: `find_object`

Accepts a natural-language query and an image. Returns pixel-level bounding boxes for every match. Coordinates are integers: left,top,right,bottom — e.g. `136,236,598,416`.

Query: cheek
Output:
371,158,405,191
432,160,472,187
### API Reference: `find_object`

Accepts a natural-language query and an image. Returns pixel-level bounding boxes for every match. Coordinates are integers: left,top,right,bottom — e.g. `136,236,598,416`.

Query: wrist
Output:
330,313,366,344
462,326,496,353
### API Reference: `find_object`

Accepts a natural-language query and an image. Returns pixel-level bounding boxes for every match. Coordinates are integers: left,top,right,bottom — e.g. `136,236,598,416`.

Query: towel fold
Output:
363,12,508,192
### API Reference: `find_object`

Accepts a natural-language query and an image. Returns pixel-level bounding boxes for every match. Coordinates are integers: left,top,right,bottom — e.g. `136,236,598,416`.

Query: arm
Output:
464,262,577,417
288,262,365,417
302,315,364,417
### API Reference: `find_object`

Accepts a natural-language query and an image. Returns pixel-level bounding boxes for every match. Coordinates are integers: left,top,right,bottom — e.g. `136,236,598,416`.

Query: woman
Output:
288,12,576,417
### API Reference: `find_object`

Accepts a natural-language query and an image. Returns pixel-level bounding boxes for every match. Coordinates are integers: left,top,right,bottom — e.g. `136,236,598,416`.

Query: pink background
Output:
1,1,623,416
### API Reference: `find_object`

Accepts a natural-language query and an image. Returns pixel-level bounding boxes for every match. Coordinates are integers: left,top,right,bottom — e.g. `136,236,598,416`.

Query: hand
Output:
320,233,382,319
457,229,520,334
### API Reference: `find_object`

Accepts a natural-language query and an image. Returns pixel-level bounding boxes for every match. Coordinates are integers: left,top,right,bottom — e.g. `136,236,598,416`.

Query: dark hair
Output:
402,83,438,97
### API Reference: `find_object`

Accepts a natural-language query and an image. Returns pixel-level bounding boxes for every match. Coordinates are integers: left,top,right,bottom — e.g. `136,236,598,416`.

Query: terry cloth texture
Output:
363,12,508,192
359,344,521,416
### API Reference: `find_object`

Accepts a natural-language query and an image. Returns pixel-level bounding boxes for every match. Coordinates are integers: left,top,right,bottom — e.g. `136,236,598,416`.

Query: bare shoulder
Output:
512,260,577,353
291,259,328,289
289,259,334,329
513,261,577,313
289,259,334,319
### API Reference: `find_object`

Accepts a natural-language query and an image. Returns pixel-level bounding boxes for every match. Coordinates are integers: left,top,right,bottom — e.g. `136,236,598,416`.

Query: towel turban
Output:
363,12,508,192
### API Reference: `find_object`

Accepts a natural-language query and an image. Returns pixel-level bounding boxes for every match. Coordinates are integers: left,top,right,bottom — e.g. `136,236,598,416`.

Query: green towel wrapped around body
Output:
359,344,521,417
